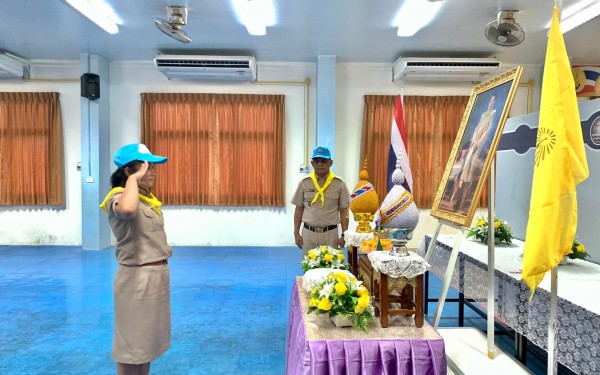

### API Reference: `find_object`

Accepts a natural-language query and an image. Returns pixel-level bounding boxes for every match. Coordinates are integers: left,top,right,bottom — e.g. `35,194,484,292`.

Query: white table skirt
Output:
419,234,600,375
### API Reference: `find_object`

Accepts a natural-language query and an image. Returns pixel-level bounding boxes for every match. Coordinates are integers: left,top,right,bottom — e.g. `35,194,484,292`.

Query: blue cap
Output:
311,146,331,159
113,143,168,168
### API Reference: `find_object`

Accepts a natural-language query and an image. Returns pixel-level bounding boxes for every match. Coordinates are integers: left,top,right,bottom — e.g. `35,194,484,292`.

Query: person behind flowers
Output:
99,143,171,375
292,146,350,255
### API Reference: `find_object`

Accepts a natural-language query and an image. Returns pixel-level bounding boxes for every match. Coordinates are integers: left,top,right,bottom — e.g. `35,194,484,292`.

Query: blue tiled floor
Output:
0,245,574,374
0,245,302,375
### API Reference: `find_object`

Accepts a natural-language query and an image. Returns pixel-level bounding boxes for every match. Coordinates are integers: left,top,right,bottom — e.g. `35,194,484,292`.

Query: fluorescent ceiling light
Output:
231,0,276,36
393,0,443,37
546,0,600,33
63,0,120,34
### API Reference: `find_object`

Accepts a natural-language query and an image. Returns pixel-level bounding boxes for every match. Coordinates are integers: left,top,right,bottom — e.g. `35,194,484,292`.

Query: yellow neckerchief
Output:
99,187,163,215
310,171,335,207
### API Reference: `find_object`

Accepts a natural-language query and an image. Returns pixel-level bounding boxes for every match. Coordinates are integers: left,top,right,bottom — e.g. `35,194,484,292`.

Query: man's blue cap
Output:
113,143,168,168
312,146,331,159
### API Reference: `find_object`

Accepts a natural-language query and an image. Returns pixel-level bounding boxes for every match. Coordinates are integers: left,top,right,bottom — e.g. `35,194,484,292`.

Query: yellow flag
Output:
522,6,589,297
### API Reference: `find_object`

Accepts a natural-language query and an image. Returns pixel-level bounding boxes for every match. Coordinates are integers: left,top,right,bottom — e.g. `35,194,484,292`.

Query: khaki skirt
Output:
113,264,171,364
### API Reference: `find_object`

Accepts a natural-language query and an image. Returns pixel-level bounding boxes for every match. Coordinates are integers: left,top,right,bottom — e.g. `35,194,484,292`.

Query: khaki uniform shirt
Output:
107,192,172,265
291,175,350,227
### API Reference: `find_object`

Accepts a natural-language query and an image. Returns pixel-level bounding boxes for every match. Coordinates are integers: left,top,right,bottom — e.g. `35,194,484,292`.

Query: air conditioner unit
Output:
392,57,501,82
154,54,257,81
0,52,30,79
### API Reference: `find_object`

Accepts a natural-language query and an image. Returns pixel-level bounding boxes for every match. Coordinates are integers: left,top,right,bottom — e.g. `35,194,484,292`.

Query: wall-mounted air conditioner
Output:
392,57,501,82
0,52,30,79
154,54,257,81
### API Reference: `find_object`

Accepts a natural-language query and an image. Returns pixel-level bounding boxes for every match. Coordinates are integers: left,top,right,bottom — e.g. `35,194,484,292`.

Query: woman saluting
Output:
100,143,171,375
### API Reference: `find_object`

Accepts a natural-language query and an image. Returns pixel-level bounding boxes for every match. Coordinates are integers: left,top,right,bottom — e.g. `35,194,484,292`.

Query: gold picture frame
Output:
431,66,523,227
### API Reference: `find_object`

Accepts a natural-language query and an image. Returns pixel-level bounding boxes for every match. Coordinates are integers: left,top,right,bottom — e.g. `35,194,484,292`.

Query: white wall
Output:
0,61,82,245
0,61,541,247
497,98,600,262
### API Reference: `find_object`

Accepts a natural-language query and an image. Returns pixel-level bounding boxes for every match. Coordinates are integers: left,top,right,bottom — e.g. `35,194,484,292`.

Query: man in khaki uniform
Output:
292,146,350,254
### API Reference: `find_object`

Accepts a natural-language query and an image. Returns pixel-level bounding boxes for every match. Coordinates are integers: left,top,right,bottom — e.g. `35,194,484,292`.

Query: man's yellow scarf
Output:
99,187,163,215
310,171,335,207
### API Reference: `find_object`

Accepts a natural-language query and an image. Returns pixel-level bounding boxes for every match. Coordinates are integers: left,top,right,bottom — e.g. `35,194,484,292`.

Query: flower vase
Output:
482,237,500,245
559,256,569,265
331,315,353,328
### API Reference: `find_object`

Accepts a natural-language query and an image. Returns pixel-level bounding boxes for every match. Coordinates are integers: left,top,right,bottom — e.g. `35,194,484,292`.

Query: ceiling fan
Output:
155,6,192,43
484,10,525,47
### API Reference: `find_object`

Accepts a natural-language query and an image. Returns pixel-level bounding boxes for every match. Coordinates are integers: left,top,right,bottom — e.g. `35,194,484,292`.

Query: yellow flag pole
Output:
547,3,560,374
548,268,559,375
487,159,496,359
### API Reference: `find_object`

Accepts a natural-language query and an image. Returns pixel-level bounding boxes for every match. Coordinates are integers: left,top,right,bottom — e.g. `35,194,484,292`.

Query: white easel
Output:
424,159,498,359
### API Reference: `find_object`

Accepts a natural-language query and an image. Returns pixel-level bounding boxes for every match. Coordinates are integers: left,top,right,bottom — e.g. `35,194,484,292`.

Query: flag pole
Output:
487,159,496,359
423,221,442,263
433,227,465,329
547,0,560,368
549,2,561,372
548,267,559,374
522,3,588,374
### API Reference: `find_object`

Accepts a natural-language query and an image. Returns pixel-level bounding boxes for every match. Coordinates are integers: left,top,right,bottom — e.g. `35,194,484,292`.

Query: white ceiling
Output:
0,0,599,65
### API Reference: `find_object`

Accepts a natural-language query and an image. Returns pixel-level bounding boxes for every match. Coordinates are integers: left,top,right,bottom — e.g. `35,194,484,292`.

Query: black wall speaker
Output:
81,73,100,100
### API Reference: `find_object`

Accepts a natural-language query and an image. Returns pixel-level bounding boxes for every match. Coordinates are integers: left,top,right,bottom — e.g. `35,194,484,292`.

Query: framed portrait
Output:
431,66,523,227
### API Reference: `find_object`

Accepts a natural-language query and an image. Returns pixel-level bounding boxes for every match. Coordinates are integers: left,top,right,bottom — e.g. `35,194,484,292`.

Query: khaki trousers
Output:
301,228,340,255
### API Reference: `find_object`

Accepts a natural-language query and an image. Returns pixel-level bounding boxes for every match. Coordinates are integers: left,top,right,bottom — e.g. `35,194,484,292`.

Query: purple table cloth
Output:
286,278,447,375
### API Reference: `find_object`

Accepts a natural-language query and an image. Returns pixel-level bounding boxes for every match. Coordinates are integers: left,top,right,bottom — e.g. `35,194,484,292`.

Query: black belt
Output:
303,223,338,233
142,259,168,266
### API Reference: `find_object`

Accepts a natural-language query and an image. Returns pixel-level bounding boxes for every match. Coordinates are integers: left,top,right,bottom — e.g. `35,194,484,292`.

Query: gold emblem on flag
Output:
535,127,556,167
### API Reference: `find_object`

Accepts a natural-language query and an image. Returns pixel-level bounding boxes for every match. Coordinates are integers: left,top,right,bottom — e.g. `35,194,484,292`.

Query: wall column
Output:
81,53,112,250
316,55,337,161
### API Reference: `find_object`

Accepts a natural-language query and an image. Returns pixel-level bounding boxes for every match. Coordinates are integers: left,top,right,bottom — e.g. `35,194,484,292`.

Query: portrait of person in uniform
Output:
433,67,522,227
448,95,497,214
291,146,350,255
100,143,171,375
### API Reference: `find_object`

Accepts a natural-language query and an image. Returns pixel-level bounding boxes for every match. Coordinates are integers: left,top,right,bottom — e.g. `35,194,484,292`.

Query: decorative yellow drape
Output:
141,93,285,206
360,95,479,208
0,92,64,205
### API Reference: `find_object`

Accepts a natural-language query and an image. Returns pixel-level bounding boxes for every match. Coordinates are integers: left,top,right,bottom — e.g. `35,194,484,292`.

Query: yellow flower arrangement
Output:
301,245,349,272
307,271,375,331
466,216,513,244
568,239,590,260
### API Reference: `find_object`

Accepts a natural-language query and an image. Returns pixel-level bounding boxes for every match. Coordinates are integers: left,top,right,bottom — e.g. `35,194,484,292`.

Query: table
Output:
344,230,374,277
358,254,425,328
348,245,359,276
418,234,600,375
286,277,447,374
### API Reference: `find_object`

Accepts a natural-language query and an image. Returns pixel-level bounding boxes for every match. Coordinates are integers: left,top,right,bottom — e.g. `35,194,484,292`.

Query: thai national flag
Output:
387,95,413,193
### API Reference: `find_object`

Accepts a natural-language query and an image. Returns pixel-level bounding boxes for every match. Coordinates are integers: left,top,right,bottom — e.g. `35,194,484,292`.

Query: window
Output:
360,95,483,208
0,92,64,205
141,93,285,206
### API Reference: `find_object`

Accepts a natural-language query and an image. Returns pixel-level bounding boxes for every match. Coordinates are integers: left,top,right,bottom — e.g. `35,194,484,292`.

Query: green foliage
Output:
466,216,513,244
569,239,590,260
